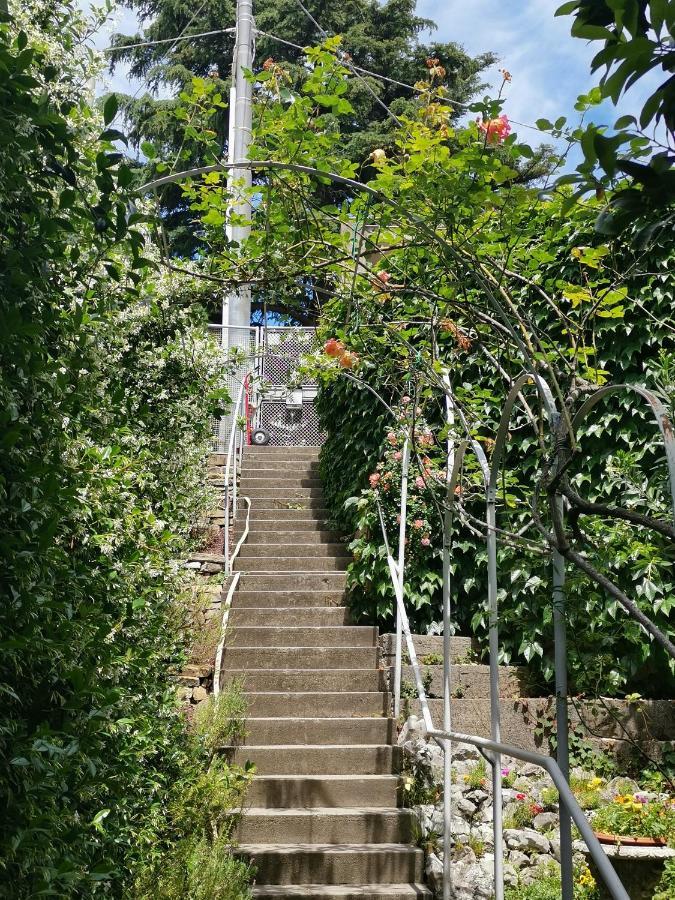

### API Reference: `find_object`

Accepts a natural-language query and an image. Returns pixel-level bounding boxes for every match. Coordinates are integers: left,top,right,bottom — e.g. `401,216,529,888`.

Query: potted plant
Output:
591,793,675,847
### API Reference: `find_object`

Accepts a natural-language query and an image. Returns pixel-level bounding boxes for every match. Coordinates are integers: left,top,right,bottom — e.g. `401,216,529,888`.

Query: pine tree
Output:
111,0,496,258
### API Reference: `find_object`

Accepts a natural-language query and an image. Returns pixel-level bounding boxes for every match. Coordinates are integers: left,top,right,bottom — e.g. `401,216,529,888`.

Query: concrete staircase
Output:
221,446,431,900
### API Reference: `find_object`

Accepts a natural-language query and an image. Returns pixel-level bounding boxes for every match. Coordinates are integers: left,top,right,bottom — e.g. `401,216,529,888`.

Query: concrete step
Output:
236,808,415,844
245,488,325,500
398,663,533,699
241,465,320,478
221,647,377,670
231,591,346,609
247,498,328,522
252,885,431,899
244,519,333,532
239,543,348,558
243,717,395,746
237,574,346,592
248,501,329,512
243,691,389,718
222,669,384,693
244,448,321,457
380,633,474,663
247,775,399,809
239,843,423,884
227,744,400,775
229,626,377,648
245,529,341,544
240,477,323,489
234,557,348,573
229,607,350,627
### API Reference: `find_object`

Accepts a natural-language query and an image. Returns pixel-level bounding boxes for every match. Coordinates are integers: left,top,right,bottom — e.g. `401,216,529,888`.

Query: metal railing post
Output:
552,503,573,900
394,438,410,719
442,496,453,900
442,387,454,900
486,494,505,900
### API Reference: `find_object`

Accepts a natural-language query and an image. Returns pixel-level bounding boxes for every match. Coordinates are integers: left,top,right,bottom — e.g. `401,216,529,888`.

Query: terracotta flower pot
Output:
593,830,667,848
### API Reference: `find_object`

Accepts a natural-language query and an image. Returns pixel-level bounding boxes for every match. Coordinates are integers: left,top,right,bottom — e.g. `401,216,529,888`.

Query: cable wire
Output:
103,27,235,54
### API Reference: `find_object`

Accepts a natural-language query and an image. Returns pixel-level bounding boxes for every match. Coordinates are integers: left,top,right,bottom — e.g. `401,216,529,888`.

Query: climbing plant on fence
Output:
149,33,674,702
0,3,246,895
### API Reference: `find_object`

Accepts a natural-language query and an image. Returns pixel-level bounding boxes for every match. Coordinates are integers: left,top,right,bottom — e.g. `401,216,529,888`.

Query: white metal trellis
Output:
350,365,675,900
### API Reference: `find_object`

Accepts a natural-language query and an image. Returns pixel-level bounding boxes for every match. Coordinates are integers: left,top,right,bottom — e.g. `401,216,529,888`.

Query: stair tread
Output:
251,885,431,897
227,744,394,751
253,775,398,782
243,692,385,697
240,843,421,853
246,717,392,722
242,807,409,815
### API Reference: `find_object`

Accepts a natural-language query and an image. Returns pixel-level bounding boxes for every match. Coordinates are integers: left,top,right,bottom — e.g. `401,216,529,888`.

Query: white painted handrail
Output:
224,377,249,575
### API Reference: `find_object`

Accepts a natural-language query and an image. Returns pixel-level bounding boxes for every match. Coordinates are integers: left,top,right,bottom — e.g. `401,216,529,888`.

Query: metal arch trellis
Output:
138,158,675,900
350,362,675,900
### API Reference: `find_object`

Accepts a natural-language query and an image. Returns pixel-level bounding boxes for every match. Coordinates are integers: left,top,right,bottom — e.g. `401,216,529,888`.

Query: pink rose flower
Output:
387,432,398,446
413,519,424,530
421,536,431,547
478,113,511,144
394,451,402,461
369,472,381,488
415,476,426,490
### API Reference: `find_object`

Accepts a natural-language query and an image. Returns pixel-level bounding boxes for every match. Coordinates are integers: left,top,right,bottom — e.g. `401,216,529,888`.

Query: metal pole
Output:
228,0,254,336
442,390,454,900
553,497,573,900
486,496,504,900
394,439,410,719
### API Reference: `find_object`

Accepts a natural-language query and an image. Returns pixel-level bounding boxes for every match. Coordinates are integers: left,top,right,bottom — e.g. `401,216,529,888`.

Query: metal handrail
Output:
224,377,249,575
426,727,630,900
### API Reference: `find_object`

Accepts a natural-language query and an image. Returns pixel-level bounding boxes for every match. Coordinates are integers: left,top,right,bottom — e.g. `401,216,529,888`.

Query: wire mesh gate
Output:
208,324,323,451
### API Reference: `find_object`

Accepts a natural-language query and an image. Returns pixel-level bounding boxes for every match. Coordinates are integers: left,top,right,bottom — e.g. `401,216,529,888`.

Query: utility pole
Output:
223,0,254,350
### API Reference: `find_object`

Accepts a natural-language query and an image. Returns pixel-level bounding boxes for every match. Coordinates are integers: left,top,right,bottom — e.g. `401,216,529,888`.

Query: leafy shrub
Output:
194,684,249,759
505,863,598,899
653,858,675,900
0,4,236,894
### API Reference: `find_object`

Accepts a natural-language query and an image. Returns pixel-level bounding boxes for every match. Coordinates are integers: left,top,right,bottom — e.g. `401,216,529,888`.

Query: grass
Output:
194,680,248,757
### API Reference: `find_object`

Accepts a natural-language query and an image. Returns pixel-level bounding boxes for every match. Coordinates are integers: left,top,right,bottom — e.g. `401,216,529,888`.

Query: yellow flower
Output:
589,777,602,788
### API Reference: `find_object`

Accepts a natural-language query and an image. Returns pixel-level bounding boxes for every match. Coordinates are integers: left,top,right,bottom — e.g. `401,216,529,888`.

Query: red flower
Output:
324,338,344,358
477,114,511,144
340,350,358,369
515,792,526,801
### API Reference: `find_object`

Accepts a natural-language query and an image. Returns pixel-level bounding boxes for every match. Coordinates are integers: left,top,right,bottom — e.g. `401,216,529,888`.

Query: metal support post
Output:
486,497,504,900
442,498,453,900
393,439,410,719
442,387,454,900
553,504,573,900
224,0,254,339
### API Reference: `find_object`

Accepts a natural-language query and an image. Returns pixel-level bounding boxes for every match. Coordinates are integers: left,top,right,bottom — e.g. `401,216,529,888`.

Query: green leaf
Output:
555,1,579,15
103,93,118,126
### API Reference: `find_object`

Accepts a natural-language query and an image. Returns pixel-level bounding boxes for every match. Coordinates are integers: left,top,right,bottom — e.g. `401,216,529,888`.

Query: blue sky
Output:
89,1,658,154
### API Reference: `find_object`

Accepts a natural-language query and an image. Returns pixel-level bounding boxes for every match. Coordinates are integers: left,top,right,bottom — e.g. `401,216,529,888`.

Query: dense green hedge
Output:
0,5,237,894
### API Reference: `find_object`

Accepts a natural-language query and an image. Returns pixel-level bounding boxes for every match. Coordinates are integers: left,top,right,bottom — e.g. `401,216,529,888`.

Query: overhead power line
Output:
104,27,236,54
101,14,549,136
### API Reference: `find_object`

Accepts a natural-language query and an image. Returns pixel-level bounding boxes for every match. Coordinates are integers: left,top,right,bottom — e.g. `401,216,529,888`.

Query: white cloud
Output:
419,0,662,154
